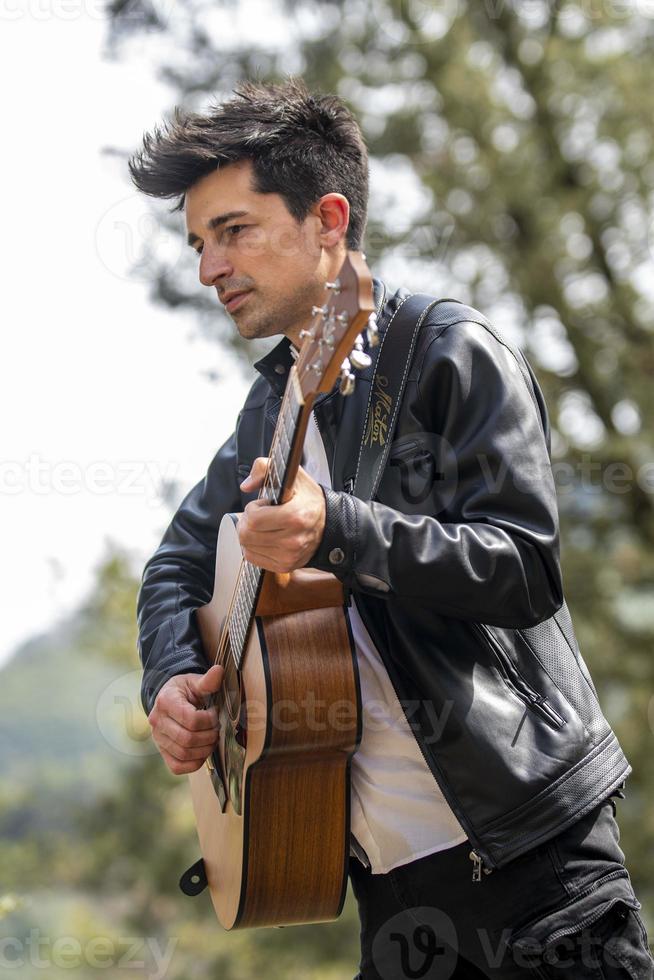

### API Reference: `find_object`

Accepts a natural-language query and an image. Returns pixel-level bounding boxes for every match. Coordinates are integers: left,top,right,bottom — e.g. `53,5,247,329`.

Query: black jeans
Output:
349,798,653,979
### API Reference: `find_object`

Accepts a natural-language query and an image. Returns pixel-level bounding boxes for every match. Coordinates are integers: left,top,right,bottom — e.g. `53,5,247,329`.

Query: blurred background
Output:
1,0,653,976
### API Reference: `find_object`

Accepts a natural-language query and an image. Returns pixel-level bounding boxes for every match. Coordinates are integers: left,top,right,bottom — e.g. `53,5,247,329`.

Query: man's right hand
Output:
148,664,225,775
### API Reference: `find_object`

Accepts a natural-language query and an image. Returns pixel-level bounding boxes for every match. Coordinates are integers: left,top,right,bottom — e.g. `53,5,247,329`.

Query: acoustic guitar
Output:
190,251,377,930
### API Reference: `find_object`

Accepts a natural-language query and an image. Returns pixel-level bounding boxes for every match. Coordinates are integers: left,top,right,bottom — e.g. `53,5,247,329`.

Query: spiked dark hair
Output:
129,76,369,250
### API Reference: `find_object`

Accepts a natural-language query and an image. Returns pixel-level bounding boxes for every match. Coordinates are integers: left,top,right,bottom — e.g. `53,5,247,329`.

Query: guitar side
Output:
189,512,361,930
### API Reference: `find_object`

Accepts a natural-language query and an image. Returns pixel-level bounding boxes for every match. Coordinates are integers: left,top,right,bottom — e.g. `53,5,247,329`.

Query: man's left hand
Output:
237,457,326,572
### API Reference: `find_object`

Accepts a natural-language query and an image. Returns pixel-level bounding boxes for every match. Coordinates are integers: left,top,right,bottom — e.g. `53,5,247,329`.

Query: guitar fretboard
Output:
227,371,303,668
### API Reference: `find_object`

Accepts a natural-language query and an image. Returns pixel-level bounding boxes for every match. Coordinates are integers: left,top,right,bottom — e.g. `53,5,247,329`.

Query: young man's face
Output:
185,158,346,347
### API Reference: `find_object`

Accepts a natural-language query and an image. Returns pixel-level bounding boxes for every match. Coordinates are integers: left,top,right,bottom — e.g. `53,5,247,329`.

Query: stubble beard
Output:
235,277,325,344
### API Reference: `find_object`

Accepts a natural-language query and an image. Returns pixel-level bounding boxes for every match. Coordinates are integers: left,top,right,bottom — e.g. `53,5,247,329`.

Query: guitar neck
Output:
227,367,315,668
266,364,315,505
221,251,375,670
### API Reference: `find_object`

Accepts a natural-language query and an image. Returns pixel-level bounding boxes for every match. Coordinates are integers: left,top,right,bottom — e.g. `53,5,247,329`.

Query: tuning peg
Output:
350,349,372,370
323,315,336,345
325,279,341,292
339,358,356,396
312,305,328,318
348,332,372,370
366,312,379,348
340,373,356,396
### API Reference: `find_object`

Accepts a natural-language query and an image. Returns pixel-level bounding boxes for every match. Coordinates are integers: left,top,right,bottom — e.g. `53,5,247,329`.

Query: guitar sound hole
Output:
223,658,242,725
235,722,247,749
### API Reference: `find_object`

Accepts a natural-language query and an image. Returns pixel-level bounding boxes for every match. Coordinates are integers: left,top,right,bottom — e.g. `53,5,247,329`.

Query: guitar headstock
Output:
295,251,377,401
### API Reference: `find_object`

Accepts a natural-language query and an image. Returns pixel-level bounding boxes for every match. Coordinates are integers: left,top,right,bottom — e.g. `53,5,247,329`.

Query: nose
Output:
198,245,233,288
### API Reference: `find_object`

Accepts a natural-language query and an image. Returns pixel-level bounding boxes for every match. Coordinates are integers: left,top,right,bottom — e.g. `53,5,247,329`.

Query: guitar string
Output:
203,291,361,740
207,322,323,690
199,280,366,737
206,382,295,717
205,328,331,729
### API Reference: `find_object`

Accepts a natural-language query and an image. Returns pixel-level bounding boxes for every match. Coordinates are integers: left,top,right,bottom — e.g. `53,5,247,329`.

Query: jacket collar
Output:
253,335,295,397
253,276,386,398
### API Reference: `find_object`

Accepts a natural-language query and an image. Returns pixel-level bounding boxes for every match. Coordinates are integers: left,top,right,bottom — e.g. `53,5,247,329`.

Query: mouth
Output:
224,291,251,313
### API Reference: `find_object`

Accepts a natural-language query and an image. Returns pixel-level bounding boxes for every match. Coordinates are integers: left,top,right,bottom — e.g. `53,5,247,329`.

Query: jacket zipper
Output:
340,280,495,882
345,585,498,878
469,849,493,883
473,623,566,730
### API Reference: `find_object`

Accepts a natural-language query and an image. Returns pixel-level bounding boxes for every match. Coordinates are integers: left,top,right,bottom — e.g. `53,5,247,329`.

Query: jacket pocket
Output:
518,603,609,744
381,436,451,515
473,623,566,730
389,440,420,459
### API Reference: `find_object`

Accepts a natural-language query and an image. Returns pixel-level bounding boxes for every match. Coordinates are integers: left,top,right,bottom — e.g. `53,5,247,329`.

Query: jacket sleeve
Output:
307,320,563,628
136,430,242,715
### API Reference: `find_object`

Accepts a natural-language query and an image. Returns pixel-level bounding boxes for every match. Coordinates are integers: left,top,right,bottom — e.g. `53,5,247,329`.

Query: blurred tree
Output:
103,0,654,923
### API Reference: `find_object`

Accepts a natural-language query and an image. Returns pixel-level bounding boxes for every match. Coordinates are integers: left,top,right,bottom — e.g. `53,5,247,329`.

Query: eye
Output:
194,224,247,257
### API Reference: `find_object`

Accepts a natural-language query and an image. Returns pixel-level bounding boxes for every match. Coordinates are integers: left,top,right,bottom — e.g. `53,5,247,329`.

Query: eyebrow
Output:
187,210,250,246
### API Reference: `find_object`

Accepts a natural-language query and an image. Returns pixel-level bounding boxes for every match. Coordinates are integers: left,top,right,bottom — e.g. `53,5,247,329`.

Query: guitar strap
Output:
352,293,451,501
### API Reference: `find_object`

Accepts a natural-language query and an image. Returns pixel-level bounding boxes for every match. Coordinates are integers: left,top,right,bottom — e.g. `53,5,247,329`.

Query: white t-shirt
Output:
301,408,467,874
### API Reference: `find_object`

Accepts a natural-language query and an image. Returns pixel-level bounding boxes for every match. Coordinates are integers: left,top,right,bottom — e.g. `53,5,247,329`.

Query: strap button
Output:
329,548,345,565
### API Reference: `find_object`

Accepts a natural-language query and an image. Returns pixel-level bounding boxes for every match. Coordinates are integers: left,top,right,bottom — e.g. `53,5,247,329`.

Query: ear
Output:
313,193,350,249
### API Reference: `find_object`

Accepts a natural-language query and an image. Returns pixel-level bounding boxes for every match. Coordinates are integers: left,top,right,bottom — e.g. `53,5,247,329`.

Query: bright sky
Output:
0,13,251,667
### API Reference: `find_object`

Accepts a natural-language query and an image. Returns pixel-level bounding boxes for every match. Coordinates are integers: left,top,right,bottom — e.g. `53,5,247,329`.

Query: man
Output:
132,78,653,978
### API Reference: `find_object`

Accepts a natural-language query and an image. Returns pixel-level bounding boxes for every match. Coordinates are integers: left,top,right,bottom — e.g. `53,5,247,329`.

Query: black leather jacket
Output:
137,277,630,872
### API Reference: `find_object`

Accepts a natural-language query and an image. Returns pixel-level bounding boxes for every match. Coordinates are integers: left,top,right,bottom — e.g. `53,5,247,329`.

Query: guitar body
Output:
190,512,361,930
